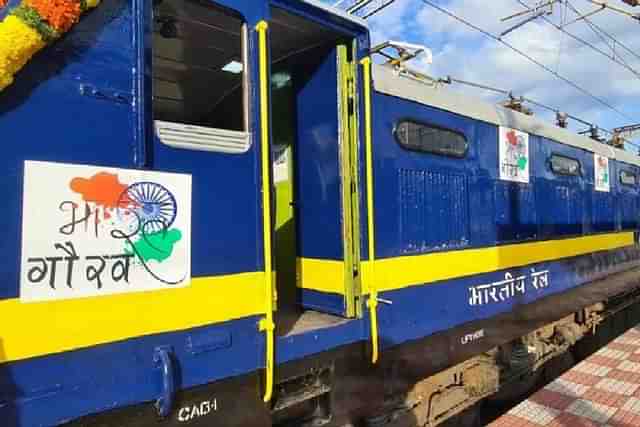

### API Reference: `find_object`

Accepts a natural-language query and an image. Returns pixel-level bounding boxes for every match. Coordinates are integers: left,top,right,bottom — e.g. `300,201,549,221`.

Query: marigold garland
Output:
13,5,59,42
25,0,81,33
0,0,100,92
0,15,44,90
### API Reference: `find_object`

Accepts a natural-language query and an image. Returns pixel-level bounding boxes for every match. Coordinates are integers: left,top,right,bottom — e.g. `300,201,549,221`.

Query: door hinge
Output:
79,83,132,105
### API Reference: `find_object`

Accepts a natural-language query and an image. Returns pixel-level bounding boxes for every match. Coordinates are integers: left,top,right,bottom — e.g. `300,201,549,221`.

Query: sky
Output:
326,0,640,144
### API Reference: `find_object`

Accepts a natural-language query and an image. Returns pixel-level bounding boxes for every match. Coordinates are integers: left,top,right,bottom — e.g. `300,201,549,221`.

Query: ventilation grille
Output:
399,168,469,254
155,120,251,154
495,181,538,241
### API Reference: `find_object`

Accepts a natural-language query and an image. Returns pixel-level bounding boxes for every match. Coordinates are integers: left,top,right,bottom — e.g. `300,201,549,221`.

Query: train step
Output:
271,366,333,427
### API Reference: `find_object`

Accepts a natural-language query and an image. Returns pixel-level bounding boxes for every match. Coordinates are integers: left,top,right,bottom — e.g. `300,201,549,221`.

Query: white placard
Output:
20,161,192,302
594,153,610,192
499,127,530,184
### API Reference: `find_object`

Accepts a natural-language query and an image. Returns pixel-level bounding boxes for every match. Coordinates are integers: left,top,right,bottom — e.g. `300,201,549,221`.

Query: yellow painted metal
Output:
337,43,362,318
347,43,363,319
4,229,626,364
360,56,379,364
296,231,636,295
297,257,345,293
0,273,265,364
374,231,635,291
256,20,275,403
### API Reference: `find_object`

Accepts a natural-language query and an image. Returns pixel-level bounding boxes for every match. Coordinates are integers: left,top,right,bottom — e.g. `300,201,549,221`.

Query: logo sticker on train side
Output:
499,127,529,184
594,153,610,192
468,268,549,306
20,161,192,302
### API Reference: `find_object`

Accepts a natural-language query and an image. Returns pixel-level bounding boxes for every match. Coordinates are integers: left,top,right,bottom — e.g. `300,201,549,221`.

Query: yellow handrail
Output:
256,20,275,403
360,57,380,364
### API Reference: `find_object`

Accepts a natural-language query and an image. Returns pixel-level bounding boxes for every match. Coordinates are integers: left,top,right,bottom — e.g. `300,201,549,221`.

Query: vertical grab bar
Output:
256,20,275,403
154,347,175,417
360,57,380,364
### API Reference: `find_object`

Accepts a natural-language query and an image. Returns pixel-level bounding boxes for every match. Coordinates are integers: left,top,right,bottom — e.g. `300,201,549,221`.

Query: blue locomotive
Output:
1,0,639,426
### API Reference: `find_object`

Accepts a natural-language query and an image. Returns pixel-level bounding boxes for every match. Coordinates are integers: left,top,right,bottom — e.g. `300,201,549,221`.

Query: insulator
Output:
556,112,568,128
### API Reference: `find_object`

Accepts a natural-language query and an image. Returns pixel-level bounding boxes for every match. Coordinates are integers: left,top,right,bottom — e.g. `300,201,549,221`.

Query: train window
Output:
620,170,637,186
152,0,250,153
549,154,581,176
394,120,468,158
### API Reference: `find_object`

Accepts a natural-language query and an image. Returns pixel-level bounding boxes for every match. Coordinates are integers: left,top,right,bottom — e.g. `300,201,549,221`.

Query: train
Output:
1,0,640,426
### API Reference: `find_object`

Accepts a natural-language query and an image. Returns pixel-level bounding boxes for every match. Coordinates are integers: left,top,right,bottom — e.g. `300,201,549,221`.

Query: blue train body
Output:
0,1,639,426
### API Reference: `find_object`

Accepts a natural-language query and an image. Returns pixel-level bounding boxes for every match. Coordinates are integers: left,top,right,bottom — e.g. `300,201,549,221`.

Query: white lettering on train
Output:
461,329,485,345
177,398,218,422
468,269,550,306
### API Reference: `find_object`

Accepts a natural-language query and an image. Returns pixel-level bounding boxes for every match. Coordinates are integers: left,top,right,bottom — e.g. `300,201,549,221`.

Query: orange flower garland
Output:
0,0,8,9
25,0,81,33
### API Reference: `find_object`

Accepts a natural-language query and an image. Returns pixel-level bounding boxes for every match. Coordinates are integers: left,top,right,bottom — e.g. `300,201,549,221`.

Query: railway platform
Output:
490,325,640,427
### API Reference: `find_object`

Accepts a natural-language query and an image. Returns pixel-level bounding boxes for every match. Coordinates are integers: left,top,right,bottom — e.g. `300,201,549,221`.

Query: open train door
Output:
269,6,363,318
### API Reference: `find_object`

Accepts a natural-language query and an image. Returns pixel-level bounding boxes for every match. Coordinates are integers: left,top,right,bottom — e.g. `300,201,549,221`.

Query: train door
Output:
269,6,362,319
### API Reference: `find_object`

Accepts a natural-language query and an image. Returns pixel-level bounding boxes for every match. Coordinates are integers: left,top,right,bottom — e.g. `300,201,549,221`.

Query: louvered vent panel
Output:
155,120,251,154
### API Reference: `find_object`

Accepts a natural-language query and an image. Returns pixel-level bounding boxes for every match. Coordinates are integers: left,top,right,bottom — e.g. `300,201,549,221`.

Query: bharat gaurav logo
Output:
499,127,530,184
594,154,610,193
20,161,192,302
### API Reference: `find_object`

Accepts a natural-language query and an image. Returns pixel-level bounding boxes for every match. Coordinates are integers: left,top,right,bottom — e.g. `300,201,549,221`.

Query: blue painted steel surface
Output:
372,92,495,258
211,0,269,24
276,316,364,364
0,0,268,291
616,162,640,230
151,134,262,276
0,316,263,426
300,288,346,315
1,0,639,425
374,254,633,349
535,138,589,237
294,46,344,261
146,0,265,275
371,91,640,260
1,0,270,424
1,0,137,300
0,1,371,425
2,248,636,425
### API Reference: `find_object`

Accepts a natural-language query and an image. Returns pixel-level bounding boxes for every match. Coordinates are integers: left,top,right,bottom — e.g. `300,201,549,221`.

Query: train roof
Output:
373,64,640,168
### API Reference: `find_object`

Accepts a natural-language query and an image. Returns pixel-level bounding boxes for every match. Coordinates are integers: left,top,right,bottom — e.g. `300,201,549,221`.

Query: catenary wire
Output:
418,0,636,122
566,0,624,60
514,0,640,79
443,76,640,149
554,0,567,73
566,0,640,63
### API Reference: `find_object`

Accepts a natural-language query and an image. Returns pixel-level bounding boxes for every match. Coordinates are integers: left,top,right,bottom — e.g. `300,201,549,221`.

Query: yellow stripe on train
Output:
0,231,634,364
298,231,636,294
0,272,265,364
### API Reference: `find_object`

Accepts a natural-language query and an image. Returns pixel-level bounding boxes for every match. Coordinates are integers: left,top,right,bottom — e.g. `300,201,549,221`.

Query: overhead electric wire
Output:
444,76,640,149
514,0,640,79
566,0,623,60
446,76,593,127
336,0,397,19
584,0,640,22
565,0,640,63
360,2,397,19
419,0,635,122
554,0,568,72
